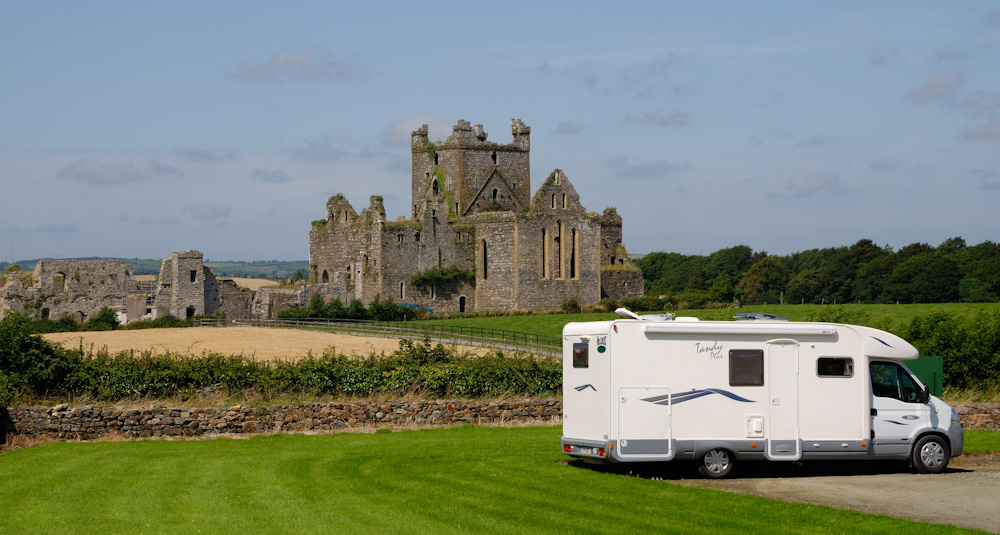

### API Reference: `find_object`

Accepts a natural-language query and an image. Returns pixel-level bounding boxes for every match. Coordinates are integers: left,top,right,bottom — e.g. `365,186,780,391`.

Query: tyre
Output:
912,435,950,474
698,448,734,478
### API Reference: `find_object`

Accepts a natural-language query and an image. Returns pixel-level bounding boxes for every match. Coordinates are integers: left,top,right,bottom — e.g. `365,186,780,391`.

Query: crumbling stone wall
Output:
600,268,645,301
22,260,137,322
251,287,305,320
218,280,252,324
0,251,234,324
308,195,384,304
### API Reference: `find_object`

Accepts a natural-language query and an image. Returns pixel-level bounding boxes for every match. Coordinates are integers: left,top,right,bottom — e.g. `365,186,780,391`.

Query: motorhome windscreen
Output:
729,349,764,386
818,357,854,377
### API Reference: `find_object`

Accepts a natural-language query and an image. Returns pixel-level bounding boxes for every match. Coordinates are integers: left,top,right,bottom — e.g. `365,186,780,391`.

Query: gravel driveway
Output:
667,454,1000,533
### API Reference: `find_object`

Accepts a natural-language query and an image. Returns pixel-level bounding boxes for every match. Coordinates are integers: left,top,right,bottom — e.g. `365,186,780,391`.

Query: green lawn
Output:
418,303,1000,340
964,429,1000,453
0,426,988,534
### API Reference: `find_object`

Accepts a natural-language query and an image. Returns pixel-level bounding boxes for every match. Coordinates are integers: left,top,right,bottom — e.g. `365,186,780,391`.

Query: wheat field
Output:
42,327,487,361
133,275,280,291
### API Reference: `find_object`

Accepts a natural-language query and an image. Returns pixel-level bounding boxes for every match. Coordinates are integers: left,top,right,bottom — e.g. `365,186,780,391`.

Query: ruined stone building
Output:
0,251,252,324
308,119,643,312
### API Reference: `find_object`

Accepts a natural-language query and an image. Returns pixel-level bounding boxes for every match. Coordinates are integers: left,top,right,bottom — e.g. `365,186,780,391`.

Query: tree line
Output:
636,237,1000,307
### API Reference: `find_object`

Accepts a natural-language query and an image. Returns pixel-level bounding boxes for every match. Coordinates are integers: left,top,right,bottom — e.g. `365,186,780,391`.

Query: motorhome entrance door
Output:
616,386,673,460
766,341,801,460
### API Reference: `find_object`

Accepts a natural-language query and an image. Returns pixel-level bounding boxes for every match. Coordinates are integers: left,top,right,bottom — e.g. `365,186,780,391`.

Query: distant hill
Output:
3,258,309,279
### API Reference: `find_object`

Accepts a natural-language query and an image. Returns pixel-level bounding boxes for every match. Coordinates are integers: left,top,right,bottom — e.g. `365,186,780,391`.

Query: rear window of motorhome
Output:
818,357,854,377
572,343,589,368
729,349,764,386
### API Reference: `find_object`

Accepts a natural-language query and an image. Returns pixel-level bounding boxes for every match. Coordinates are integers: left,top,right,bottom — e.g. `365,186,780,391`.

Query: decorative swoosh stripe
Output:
885,420,908,426
575,384,597,392
871,336,893,348
641,388,755,405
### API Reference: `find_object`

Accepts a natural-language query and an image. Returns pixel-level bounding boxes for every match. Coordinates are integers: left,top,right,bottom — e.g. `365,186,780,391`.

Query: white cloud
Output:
182,202,232,220
55,159,145,185
251,168,291,183
621,111,690,128
175,148,240,163
788,172,842,193
796,134,839,147
148,159,182,176
292,138,348,163
606,156,691,179
904,69,966,103
960,91,1000,114
555,122,585,135
868,47,900,69
11,223,80,233
868,158,901,171
233,45,368,83
380,114,453,146
963,121,1000,142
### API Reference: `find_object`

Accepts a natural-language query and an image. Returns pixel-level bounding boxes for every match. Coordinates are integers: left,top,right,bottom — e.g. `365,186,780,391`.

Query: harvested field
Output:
41,327,490,361
133,275,280,291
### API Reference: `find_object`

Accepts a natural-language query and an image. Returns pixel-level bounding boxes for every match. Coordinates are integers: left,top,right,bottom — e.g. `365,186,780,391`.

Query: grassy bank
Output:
417,303,1000,339
0,425,986,534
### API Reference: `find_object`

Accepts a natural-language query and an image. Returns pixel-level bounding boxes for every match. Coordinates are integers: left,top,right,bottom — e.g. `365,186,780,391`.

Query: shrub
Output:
0,312,79,399
83,308,119,331
598,298,618,312
410,266,475,287
900,311,1000,389
621,296,669,312
0,370,15,406
121,315,192,330
278,294,415,321
560,298,581,314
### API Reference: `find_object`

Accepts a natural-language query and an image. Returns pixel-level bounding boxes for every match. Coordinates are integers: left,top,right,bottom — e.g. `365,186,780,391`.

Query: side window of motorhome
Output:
870,361,922,402
572,343,589,368
817,357,854,377
729,349,764,386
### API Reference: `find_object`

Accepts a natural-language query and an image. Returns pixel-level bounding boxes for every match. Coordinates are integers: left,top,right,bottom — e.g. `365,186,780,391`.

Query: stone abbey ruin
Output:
0,119,642,322
308,119,642,313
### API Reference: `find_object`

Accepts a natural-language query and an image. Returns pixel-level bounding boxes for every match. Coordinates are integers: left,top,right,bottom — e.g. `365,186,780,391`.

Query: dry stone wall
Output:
3,401,996,444
3,400,562,441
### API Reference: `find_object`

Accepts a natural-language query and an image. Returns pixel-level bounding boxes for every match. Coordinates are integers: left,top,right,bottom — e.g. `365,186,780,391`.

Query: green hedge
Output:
0,313,560,404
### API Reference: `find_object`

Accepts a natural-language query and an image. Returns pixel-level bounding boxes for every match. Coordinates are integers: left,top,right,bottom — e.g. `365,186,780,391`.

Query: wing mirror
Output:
919,385,931,404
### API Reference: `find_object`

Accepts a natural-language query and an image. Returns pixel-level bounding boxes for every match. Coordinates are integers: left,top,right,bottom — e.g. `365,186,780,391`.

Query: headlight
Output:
951,408,960,426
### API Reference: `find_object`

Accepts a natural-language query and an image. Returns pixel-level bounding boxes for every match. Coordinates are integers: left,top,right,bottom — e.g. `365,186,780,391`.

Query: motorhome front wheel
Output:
912,435,950,474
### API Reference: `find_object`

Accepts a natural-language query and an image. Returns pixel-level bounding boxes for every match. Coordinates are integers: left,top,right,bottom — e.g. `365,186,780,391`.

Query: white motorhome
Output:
561,309,963,478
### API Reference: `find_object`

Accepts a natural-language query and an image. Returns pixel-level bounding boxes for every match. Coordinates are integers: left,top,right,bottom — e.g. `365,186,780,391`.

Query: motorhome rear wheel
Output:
698,449,734,478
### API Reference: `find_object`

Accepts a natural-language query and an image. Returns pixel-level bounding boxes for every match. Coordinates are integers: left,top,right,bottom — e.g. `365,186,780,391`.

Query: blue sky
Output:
2,2,999,262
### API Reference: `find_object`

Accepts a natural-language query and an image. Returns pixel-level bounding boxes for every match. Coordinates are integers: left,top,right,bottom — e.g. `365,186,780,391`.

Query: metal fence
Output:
193,317,562,358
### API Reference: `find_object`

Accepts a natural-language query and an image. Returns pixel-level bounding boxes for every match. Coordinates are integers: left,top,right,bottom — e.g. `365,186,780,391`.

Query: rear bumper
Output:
561,436,610,460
